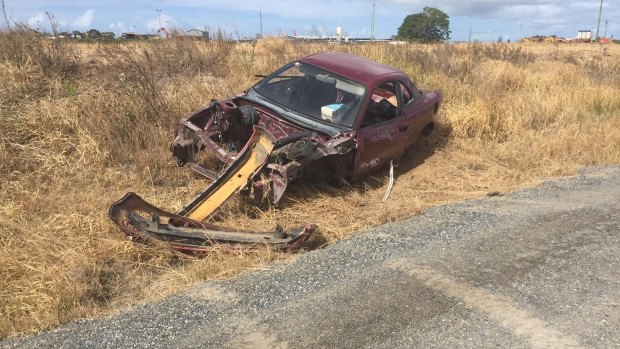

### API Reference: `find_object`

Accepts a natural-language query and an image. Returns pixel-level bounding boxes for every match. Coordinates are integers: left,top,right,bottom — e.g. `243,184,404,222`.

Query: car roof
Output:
299,52,406,87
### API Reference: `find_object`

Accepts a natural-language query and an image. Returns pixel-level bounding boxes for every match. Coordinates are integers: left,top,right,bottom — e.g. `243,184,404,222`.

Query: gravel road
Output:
2,165,619,349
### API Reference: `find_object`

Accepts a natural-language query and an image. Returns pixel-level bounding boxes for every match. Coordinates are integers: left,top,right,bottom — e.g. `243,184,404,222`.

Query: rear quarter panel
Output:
401,90,440,149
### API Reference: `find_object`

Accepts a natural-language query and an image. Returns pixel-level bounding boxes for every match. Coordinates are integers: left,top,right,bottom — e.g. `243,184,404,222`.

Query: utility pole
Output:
595,0,603,41
156,8,163,29
45,11,58,36
604,19,608,38
259,10,263,38
468,27,471,43
371,0,375,42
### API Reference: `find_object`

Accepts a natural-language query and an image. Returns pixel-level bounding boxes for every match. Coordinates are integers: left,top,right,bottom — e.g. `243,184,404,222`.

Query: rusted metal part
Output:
111,126,316,252
178,126,275,221
188,163,218,180
173,118,236,165
108,192,315,252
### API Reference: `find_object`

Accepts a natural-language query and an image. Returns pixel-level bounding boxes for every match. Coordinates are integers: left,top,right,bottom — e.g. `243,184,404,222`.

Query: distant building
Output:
577,30,592,41
521,35,544,43
186,29,209,40
120,32,158,40
121,32,138,40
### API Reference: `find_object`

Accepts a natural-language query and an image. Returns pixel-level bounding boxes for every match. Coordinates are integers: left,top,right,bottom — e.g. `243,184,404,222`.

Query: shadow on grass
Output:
396,122,451,179
248,122,452,207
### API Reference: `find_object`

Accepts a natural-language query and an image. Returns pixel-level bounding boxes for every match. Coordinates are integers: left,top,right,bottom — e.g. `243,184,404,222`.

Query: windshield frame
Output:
249,61,367,130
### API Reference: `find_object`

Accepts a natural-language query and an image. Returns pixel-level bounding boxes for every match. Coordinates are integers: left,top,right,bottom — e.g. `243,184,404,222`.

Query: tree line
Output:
36,7,451,43
50,29,115,40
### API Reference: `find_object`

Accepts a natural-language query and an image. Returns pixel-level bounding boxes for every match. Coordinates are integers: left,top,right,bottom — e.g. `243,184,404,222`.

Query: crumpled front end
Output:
109,97,358,253
171,97,357,203
110,124,317,252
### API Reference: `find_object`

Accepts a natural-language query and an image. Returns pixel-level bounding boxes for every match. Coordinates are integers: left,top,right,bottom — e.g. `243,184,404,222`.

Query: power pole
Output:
45,11,58,36
468,27,472,43
156,8,163,29
259,10,263,38
604,19,608,38
595,0,603,41
371,0,375,42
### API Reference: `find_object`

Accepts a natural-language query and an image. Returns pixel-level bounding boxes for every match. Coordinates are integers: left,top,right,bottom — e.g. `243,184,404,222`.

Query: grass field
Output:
0,31,619,337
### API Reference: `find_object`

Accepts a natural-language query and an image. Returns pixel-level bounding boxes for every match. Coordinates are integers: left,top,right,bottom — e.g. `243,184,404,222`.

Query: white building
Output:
577,30,592,40
186,29,209,40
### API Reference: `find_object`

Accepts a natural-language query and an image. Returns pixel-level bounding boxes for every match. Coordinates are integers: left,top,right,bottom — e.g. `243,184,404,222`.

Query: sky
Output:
3,0,618,42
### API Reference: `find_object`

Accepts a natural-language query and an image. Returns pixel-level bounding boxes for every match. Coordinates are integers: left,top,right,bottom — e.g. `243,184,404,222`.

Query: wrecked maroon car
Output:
109,52,441,252
172,52,441,201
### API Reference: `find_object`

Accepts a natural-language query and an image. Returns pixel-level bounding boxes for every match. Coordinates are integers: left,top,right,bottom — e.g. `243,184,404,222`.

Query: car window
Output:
361,82,399,128
252,62,366,128
399,81,415,106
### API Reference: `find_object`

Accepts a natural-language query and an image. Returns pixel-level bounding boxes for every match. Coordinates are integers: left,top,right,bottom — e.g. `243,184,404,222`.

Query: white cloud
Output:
146,13,175,32
108,22,132,33
72,9,95,28
138,0,371,20
27,12,47,28
355,27,369,37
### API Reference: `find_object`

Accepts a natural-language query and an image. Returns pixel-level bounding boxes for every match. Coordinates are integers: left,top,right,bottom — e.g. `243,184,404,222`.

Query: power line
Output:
451,26,519,34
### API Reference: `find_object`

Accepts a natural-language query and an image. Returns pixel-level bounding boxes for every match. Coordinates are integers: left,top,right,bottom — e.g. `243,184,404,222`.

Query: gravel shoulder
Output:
2,165,619,349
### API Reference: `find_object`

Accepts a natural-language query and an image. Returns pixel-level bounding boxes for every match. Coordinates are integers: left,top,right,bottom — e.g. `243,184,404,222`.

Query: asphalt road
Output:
2,166,619,349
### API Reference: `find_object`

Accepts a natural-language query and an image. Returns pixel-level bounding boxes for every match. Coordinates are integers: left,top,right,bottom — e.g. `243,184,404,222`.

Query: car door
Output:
353,81,409,179
398,80,435,148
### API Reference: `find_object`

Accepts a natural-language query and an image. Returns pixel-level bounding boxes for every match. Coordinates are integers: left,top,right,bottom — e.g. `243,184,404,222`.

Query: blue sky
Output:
4,1,619,41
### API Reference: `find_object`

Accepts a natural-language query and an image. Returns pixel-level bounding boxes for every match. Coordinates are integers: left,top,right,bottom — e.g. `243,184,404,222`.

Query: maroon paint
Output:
171,52,442,199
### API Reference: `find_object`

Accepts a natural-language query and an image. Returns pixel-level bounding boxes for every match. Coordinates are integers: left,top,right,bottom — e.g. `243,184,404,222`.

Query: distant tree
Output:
397,7,450,43
101,31,115,40
86,28,101,40
497,36,503,43
310,25,323,38
71,30,84,39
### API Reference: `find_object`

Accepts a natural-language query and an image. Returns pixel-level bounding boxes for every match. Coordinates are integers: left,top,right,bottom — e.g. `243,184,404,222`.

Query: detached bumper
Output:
109,192,315,253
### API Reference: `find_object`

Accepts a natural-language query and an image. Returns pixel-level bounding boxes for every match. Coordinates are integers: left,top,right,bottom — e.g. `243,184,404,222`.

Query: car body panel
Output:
170,52,442,203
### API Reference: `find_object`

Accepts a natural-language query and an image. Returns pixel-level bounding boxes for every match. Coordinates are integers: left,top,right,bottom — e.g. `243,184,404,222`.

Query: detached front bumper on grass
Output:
109,125,317,253
108,192,315,253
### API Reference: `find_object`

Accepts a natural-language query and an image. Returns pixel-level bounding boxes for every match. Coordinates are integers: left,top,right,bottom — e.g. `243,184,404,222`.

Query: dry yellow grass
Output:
0,32,619,337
